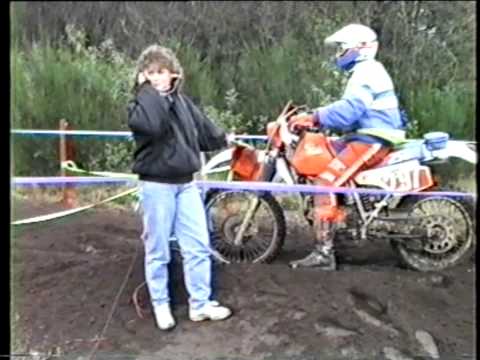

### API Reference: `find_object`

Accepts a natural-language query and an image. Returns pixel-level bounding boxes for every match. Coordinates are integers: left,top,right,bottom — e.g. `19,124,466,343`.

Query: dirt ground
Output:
11,196,476,360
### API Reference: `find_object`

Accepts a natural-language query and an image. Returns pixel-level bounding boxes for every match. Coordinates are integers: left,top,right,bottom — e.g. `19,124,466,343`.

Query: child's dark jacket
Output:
127,84,226,184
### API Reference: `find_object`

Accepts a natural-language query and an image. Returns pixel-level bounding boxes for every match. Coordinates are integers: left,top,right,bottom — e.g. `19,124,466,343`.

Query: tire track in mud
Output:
15,246,135,293
348,289,403,338
14,246,108,258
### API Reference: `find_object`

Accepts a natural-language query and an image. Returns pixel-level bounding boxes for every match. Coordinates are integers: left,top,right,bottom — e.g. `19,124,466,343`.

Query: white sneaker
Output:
153,303,176,330
189,301,232,322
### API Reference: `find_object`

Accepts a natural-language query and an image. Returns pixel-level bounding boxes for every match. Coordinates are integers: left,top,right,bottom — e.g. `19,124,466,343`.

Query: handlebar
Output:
229,139,255,149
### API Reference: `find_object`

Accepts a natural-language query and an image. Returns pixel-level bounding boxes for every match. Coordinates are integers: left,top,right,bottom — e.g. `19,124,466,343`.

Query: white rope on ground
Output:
87,236,141,360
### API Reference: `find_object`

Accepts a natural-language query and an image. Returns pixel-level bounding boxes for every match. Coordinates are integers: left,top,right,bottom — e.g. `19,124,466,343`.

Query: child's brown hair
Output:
132,45,184,94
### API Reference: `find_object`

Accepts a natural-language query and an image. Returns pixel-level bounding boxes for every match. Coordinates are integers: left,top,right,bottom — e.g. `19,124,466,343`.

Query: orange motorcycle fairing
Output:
290,132,335,177
231,145,264,181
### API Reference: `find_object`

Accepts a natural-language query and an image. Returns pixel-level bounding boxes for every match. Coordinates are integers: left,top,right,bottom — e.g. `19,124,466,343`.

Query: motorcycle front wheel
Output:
205,190,286,263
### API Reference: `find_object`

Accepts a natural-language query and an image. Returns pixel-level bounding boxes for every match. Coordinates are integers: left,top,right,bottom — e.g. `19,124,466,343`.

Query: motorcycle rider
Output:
289,24,406,269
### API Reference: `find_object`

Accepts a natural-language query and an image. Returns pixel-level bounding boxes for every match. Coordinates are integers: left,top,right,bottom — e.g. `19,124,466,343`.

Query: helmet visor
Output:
335,43,350,59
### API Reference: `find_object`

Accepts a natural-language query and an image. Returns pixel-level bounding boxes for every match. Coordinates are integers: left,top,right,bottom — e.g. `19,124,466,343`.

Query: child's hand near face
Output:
137,72,147,85
141,67,181,93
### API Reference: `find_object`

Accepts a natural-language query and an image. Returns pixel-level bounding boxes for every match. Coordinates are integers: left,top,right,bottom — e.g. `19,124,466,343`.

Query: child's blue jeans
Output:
139,180,212,311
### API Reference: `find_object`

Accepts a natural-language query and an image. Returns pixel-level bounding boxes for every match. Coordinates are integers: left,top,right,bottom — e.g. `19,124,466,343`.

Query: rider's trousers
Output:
313,141,390,236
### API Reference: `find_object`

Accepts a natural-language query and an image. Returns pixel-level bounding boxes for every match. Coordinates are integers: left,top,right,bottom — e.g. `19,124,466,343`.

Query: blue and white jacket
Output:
314,59,406,145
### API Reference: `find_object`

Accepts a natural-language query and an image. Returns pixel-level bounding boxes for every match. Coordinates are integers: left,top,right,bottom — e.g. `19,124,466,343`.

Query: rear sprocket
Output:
392,196,474,271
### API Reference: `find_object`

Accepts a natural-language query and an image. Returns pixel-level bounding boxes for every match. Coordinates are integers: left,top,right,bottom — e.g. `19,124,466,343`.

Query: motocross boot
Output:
289,222,336,270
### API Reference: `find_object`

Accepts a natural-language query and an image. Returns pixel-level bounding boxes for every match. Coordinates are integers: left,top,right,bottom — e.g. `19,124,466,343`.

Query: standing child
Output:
127,44,234,330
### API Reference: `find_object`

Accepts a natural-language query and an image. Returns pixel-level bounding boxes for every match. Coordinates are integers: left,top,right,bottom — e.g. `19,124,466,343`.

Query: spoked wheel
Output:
393,196,474,271
205,190,286,263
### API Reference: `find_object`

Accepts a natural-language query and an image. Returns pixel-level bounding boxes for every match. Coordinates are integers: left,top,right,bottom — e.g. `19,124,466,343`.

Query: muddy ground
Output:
11,196,476,360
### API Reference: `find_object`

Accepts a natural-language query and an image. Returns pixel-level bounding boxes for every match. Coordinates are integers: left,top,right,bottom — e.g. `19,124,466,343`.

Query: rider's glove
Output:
288,113,317,132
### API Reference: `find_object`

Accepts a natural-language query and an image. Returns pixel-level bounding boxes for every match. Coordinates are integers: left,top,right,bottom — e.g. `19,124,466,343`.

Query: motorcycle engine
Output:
359,192,385,212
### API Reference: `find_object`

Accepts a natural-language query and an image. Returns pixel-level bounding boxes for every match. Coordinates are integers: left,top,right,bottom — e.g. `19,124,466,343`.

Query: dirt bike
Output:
204,102,476,271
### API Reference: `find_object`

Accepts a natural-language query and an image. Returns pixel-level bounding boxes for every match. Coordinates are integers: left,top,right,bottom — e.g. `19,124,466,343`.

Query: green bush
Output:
11,26,135,176
218,33,348,133
403,83,475,140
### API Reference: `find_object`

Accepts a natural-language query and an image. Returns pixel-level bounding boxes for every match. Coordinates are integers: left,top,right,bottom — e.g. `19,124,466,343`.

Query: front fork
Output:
233,153,277,246
233,196,261,246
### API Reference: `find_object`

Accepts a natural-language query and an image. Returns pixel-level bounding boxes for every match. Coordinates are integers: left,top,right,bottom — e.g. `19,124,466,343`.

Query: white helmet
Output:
324,24,378,71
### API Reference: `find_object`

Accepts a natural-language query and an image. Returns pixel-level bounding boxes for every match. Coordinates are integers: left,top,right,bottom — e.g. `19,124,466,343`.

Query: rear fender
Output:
429,141,477,164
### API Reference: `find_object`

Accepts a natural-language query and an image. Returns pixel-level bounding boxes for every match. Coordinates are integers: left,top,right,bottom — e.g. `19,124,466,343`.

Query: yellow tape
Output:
12,162,140,226
12,187,139,226
61,160,139,179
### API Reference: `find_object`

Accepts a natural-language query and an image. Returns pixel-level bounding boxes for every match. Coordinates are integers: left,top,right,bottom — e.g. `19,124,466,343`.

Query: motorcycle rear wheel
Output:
392,196,474,272
205,190,286,263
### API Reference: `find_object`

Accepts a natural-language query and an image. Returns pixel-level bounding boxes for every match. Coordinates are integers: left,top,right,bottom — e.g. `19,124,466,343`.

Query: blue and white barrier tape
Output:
12,176,476,198
11,129,134,140
11,129,476,147
13,176,138,186
10,129,268,142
